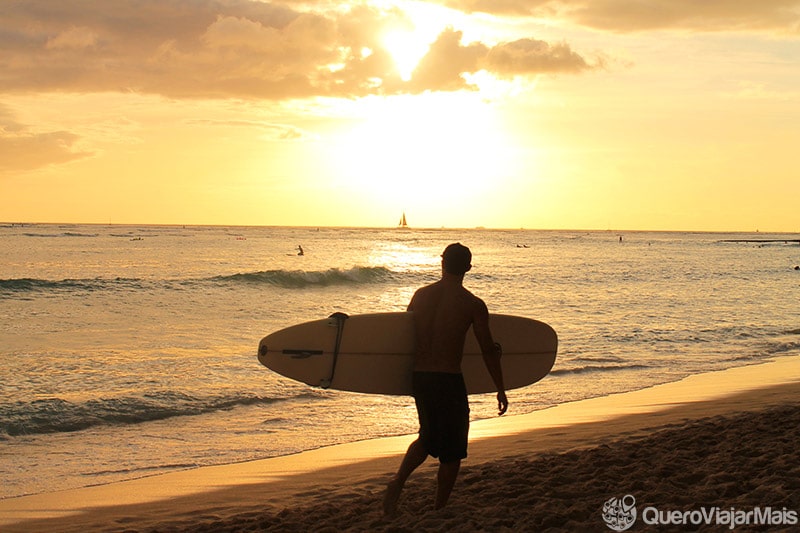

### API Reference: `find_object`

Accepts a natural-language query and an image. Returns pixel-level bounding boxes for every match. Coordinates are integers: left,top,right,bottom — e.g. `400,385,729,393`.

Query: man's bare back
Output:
407,279,492,373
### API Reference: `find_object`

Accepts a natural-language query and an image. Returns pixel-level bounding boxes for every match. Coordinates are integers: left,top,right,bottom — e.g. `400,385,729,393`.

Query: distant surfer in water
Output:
383,243,507,516
297,245,304,256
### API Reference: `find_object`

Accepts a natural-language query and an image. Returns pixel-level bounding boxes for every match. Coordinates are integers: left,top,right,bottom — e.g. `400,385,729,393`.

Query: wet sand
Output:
2,357,799,532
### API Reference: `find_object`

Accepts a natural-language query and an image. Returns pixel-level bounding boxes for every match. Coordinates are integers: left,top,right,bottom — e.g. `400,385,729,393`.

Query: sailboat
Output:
398,212,408,229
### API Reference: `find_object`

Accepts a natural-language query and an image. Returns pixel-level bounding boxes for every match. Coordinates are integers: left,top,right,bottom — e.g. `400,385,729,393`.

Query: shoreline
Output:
2,355,799,531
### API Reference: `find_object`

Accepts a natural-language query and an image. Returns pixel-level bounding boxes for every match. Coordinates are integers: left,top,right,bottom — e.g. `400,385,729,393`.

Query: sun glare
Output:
373,0,466,83
382,29,429,81
326,92,517,224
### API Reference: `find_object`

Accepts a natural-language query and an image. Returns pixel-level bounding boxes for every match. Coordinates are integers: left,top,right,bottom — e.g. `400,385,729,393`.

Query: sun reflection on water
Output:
368,243,440,273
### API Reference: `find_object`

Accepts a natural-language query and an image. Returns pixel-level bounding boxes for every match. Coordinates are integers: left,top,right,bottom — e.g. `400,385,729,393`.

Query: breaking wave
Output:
550,363,653,377
211,266,399,288
0,277,146,294
1,266,405,296
0,391,317,438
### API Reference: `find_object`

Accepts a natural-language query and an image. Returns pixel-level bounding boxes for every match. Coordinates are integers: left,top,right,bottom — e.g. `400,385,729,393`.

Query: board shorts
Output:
412,371,470,463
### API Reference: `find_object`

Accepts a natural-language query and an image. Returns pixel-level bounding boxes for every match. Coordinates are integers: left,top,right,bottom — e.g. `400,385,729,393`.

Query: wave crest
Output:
1,267,401,295
214,266,396,288
0,277,144,294
550,363,652,376
0,392,309,437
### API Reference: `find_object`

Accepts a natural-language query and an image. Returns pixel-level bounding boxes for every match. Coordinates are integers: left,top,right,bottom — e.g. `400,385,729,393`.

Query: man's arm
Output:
407,289,419,312
472,299,508,415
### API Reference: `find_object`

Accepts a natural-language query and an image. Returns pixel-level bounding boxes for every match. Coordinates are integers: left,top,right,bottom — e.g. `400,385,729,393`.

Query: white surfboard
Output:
257,312,557,395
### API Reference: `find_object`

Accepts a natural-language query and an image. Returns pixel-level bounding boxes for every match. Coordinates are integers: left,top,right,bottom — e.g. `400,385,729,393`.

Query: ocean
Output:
1,224,799,499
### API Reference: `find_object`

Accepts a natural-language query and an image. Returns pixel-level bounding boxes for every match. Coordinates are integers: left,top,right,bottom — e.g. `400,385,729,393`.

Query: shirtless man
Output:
383,243,508,516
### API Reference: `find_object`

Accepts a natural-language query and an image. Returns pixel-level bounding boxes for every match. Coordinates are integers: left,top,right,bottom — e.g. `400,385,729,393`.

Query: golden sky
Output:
1,0,799,231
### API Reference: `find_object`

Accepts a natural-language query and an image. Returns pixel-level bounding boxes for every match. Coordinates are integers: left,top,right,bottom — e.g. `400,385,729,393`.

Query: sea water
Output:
1,224,799,498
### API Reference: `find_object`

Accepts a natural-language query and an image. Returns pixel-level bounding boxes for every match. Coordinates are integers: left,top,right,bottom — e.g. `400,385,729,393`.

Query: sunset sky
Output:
1,0,799,231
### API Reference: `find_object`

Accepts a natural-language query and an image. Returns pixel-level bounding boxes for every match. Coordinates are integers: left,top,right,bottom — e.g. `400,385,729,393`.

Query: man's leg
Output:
435,459,461,509
383,438,428,516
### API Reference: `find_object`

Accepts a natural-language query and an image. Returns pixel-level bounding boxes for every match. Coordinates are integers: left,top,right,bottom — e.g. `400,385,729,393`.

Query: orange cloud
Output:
485,38,592,75
0,130,91,174
0,0,594,100
439,0,800,33
0,104,92,174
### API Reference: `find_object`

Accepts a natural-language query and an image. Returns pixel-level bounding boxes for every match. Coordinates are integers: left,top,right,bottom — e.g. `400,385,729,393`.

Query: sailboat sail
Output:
398,212,408,228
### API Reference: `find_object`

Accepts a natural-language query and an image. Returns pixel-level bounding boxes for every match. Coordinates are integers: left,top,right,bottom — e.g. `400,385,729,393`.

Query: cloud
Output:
0,131,92,174
0,104,93,174
569,0,800,33
46,26,99,49
439,0,800,33
0,0,594,100
484,38,592,75
401,29,595,92
406,28,490,91
0,106,26,134
185,118,316,141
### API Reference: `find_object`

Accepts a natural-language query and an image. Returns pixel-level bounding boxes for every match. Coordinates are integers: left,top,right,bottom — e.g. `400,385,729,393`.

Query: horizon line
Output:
2,221,799,235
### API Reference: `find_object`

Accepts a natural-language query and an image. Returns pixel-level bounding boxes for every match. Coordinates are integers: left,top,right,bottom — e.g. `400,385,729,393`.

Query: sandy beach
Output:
2,356,799,532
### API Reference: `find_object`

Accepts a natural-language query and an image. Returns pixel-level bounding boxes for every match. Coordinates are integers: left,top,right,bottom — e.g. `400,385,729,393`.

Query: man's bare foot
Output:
383,479,402,517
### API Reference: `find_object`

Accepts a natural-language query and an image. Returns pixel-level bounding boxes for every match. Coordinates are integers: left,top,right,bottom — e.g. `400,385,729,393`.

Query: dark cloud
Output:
0,0,594,100
438,0,800,33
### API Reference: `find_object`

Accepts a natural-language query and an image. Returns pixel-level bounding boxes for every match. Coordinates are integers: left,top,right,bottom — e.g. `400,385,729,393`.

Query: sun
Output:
382,29,429,81
376,0,457,83
324,92,518,226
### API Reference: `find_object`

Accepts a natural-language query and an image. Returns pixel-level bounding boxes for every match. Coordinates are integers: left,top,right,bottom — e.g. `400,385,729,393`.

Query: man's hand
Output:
497,390,508,416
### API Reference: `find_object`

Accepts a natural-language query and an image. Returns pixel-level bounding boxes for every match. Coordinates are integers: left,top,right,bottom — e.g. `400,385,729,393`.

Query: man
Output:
383,243,508,516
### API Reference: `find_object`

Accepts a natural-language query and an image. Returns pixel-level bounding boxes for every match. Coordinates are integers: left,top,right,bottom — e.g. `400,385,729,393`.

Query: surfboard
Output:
257,312,557,395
